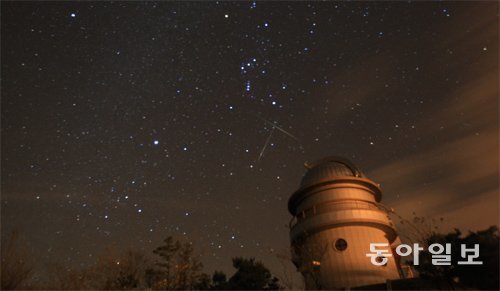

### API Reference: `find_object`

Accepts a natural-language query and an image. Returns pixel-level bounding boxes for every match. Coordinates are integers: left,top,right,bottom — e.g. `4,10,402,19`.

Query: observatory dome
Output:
289,156,382,214
299,156,364,189
287,156,401,289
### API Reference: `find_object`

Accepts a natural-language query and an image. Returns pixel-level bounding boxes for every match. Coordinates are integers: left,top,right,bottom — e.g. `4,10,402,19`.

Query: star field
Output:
1,1,498,281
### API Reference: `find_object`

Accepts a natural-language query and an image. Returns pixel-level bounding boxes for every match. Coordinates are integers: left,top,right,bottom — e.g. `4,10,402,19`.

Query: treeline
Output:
1,234,283,290
413,225,499,290
3,225,499,290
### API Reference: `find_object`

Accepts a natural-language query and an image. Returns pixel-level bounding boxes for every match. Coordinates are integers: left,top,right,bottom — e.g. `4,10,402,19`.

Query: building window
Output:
334,238,348,251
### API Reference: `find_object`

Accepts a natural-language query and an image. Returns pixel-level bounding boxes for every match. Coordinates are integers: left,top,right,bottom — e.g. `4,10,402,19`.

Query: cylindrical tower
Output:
288,156,401,289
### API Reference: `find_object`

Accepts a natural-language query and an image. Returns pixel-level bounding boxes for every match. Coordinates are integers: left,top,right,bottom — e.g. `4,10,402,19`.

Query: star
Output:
1,2,496,284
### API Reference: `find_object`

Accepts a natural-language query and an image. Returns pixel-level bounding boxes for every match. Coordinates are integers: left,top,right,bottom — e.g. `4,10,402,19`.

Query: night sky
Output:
1,0,498,282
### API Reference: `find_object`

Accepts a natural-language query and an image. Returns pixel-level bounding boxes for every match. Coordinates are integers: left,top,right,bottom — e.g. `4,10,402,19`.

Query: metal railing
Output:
289,200,389,228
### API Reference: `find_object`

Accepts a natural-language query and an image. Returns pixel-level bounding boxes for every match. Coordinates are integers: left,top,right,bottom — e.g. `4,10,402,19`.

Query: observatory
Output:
288,156,402,289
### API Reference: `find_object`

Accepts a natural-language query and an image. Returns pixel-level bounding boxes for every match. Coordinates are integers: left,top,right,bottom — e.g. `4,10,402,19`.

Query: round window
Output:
334,238,348,251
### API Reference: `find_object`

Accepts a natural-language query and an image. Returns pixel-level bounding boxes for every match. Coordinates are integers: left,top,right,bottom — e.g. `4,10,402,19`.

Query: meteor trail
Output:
258,127,275,161
257,116,299,141
255,115,303,161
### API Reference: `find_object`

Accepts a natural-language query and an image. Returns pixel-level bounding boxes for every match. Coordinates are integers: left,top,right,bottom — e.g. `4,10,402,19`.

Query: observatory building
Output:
288,156,402,289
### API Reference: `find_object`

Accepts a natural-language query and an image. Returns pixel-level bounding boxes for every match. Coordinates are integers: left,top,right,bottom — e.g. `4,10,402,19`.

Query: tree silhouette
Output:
1,230,33,290
150,236,204,290
0,232,285,290
51,248,150,290
226,257,282,290
210,270,228,289
414,225,499,290
196,258,282,290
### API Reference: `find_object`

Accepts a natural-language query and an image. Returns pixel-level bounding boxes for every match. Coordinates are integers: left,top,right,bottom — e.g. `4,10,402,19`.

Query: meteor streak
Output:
255,116,301,161
259,117,299,141
258,127,275,161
